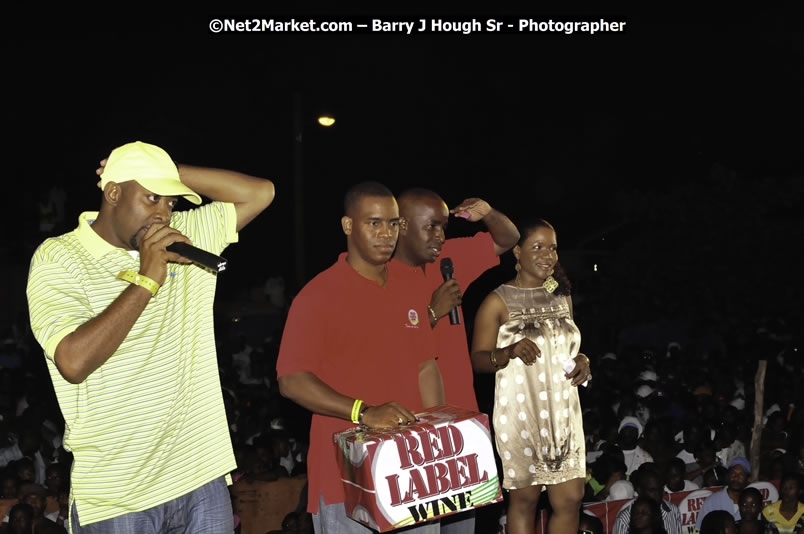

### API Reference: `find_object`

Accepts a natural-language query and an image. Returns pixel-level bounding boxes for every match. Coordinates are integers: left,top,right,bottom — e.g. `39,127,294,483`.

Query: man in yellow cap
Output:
27,141,275,532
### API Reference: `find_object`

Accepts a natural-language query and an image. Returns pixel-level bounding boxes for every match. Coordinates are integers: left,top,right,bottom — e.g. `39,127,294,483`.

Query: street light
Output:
317,114,335,127
293,93,336,289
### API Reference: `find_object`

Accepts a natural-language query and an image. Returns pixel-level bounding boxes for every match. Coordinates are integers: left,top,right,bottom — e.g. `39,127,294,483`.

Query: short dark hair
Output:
780,472,800,488
8,503,34,526
699,510,735,534
17,482,46,501
740,487,762,503
629,497,667,534
398,187,443,205
635,463,662,488
668,457,686,472
344,181,394,216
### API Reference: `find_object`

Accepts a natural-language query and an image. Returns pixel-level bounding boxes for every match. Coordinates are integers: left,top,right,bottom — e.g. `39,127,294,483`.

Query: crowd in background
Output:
0,186,802,533
2,275,802,533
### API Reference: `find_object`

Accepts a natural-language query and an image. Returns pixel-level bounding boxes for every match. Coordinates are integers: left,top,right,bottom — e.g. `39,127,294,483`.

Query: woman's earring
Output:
543,275,558,293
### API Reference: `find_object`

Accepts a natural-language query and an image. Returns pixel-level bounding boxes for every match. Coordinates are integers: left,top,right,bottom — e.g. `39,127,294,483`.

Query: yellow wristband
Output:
351,399,363,424
116,270,160,296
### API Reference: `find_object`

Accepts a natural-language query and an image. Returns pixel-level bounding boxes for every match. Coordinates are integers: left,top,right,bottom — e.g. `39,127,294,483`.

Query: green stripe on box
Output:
392,476,502,528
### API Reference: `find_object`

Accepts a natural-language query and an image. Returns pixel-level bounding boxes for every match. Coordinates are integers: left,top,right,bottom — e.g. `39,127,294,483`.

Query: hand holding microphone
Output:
139,225,228,287
429,279,462,326
439,258,461,325
166,242,228,272
138,224,194,285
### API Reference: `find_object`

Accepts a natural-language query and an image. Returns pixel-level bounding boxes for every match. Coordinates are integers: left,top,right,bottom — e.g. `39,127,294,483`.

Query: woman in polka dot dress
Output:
471,219,591,534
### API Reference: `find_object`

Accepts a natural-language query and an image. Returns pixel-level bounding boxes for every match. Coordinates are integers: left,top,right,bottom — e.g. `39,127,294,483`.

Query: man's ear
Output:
399,217,408,235
341,216,352,236
104,182,122,206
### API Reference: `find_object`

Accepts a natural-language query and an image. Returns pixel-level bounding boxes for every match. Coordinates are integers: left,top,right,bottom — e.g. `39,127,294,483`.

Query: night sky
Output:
5,11,802,345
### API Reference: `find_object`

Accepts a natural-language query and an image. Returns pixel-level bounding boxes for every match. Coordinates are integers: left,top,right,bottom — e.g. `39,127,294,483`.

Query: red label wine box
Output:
334,405,503,532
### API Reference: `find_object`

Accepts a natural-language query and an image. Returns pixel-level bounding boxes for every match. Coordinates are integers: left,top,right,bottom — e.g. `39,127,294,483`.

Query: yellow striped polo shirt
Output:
27,201,238,527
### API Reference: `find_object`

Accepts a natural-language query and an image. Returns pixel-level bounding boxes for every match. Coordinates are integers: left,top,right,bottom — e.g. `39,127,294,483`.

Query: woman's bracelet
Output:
490,349,508,371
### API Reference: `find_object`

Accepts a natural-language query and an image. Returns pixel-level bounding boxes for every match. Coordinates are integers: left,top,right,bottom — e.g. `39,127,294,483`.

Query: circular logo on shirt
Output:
408,309,419,326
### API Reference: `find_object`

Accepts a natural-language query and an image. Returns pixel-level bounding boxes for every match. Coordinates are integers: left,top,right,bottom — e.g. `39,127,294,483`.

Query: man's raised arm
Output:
450,198,519,255
178,164,275,231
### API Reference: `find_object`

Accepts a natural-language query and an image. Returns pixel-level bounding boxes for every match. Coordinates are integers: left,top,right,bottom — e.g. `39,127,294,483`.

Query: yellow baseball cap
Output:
100,141,202,205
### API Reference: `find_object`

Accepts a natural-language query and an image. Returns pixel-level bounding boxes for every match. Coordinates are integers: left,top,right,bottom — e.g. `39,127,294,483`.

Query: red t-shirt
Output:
388,232,499,412
276,253,436,514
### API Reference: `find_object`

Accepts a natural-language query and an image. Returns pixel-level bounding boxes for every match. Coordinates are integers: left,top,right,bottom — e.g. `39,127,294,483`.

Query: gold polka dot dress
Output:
492,284,586,489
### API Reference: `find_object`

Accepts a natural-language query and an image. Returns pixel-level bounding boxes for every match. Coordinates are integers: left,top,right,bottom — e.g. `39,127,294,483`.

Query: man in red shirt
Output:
277,182,443,534
389,189,519,534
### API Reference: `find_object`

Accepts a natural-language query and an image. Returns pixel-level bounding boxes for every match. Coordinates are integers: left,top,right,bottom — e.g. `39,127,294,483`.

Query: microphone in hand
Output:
166,242,228,272
439,258,460,325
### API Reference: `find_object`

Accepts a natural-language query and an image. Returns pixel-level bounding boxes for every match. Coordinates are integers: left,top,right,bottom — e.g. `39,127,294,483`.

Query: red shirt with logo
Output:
388,232,499,412
277,253,436,513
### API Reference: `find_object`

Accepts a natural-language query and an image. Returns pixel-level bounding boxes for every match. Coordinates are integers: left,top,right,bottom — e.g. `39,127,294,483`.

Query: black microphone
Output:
439,257,460,325
166,242,228,272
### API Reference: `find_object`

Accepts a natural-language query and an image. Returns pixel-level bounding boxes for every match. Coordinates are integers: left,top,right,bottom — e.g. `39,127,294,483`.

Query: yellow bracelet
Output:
116,270,160,297
351,399,364,424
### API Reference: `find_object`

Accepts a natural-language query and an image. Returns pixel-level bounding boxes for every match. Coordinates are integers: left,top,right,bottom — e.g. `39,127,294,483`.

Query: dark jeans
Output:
70,476,232,534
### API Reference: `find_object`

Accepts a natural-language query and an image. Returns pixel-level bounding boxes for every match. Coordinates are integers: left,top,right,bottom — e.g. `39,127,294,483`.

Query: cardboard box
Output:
334,405,503,532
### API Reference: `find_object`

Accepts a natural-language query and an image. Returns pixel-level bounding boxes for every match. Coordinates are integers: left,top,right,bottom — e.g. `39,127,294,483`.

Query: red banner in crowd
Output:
531,481,780,534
